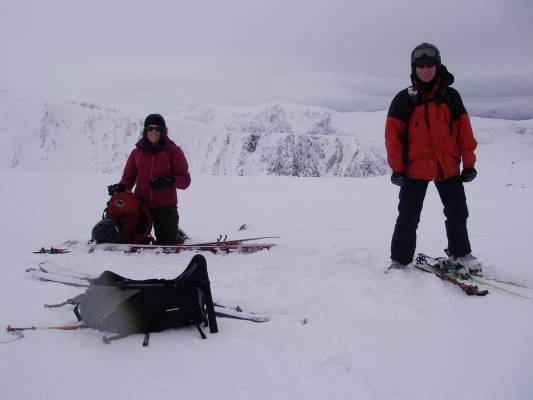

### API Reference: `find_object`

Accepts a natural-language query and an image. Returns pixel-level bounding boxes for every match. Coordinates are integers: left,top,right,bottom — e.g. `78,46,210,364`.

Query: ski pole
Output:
6,324,85,332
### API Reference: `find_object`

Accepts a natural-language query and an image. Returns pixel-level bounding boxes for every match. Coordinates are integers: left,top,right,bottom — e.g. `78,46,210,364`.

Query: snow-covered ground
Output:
1,127,533,399
0,106,532,400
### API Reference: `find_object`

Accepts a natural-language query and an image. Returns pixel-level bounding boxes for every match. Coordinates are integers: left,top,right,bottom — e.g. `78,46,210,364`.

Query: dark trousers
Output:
391,176,471,265
151,206,180,245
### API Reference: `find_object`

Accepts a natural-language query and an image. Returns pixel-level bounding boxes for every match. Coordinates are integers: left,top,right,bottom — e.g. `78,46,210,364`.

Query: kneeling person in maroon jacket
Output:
108,113,191,244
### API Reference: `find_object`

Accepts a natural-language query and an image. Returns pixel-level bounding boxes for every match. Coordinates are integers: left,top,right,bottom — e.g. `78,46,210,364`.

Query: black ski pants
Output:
151,206,180,245
391,176,471,265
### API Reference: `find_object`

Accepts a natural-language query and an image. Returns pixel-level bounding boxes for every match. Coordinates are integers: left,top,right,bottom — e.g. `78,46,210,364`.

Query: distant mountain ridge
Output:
175,102,388,177
1,91,532,177
0,93,388,177
470,104,533,121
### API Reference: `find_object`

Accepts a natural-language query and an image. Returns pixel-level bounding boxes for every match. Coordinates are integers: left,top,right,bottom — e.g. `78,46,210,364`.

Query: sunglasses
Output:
415,59,436,68
146,126,163,133
412,47,438,59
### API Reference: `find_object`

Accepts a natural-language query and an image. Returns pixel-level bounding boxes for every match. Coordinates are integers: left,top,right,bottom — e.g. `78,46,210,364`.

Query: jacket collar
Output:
409,64,455,102
136,136,172,153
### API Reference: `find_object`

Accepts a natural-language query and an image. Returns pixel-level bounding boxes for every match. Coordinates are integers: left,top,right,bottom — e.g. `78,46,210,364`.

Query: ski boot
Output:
448,253,483,276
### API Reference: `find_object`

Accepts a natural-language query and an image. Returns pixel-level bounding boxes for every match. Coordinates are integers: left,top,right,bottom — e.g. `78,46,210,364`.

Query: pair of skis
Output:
414,253,532,300
35,236,280,255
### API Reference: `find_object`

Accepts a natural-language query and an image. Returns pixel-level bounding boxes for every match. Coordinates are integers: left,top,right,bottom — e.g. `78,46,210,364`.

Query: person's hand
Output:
108,183,126,196
460,167,477,182
391,172,407,187
150,175,176,191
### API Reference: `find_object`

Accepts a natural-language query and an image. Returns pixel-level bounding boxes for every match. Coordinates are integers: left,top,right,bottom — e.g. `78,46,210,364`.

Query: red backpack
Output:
101,193,153,244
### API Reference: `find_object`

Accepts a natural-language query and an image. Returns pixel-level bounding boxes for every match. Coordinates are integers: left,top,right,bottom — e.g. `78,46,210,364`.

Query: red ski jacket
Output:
384,68,477,181
120,137,191,208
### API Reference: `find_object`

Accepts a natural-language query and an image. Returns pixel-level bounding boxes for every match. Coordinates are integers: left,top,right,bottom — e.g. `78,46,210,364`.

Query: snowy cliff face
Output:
167,102,388,177
0,93,389,177
2,91,531,177
0,94,144,173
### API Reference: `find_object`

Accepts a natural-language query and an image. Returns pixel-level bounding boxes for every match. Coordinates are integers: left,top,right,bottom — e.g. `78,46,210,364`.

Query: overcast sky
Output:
1,0,532,113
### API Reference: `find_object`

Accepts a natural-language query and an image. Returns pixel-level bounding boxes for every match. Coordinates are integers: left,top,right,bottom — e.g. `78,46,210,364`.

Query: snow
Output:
0,92,388,177
1,103,533,399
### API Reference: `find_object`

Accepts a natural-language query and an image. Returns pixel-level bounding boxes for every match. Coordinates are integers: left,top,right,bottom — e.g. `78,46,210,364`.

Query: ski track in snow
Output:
1,141,533,399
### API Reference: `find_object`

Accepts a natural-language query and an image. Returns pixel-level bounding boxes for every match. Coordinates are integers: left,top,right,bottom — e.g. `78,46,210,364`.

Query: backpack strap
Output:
103,333,150,347
44,294,84,309
102,333,129,344
73,303,82,322
195,324,207,339
201,280,218,334
442,87,465,135
142,333,150,347
192,255,218,333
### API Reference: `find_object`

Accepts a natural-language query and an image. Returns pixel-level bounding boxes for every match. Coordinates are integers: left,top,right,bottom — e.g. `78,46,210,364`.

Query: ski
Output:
415,253,533,300
214,303,308,324
183,235,281,246
420,253,531,294
439,249,529,289
26,263,92,280
470,274,529,289
26,265,91,288
467,274,532,301
414,254,488,296
94,242,277,254
35,236,280,255
213,305,270,323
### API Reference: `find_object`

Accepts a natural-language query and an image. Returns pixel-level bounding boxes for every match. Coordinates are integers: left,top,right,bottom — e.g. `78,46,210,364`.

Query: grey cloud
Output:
0,0,531,117
458,72,533,98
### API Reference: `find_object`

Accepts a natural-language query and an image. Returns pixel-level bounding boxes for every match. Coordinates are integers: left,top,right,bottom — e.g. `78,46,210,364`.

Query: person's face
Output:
146,125,162,144
416,65,437,83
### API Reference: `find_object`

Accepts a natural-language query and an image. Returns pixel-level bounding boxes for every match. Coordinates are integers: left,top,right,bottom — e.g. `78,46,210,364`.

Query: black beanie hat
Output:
144,113,166,129
411,42,441,70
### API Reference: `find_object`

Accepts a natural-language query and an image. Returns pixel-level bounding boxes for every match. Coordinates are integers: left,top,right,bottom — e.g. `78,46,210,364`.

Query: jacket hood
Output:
438,64,454,86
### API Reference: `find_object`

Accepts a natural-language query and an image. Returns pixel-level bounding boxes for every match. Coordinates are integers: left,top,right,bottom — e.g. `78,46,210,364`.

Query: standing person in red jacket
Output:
108,113,191,244
385,43,482,273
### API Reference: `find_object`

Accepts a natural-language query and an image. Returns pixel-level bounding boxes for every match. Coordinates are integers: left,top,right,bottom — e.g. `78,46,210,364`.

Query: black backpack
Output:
69,254,218,345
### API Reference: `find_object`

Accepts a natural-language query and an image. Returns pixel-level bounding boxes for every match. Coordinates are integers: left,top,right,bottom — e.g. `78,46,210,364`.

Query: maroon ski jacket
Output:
120,137,191,208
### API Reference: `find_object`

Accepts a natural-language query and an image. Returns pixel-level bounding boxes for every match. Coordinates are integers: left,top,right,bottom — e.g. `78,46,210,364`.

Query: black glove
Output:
150,175,176,191
108,183,126,196
460,167,477,182
391,172,407,187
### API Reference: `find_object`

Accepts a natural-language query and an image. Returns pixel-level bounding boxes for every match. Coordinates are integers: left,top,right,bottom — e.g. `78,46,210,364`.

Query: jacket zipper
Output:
425,101,444,180
424,102,430,131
